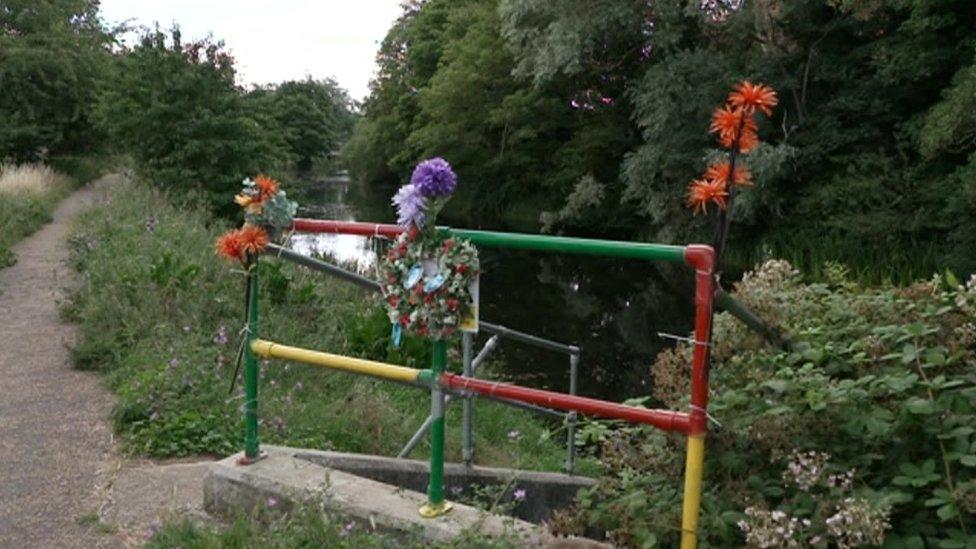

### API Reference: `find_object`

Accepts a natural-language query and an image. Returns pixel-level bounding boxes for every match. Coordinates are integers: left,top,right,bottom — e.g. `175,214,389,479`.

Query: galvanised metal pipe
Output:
438,373,690,433
715,289,788,347
243,261,261,461
250,339,421,383
265,245,579,355
566,352,579,474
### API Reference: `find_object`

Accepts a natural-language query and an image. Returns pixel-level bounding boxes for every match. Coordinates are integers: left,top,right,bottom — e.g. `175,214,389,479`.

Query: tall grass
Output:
0,163,75,268
65,177,584,472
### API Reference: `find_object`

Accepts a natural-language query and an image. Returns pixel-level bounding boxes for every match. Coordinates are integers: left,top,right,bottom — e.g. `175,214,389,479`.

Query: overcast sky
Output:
99,1,404,101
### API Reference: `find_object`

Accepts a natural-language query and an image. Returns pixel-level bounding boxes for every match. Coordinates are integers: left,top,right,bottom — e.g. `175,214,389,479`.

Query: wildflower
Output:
704,160,752,187
410,157,457,198
507,429,521,441
168,357,179,369
729,81,778,116
267,497,278,508
340,521,356,537
513,488,526,501
237,225,269,257
145,215,157,233
686,178,729,215
782,450,830,490
214,325,228,345
392,184,427,228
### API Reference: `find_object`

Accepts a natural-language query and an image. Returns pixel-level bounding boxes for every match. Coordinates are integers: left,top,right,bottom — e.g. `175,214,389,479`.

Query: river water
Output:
291,176,693,400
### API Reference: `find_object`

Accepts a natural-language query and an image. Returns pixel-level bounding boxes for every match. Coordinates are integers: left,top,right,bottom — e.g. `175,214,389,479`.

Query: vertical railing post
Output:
461,333,474,466
565,351,579,474
420,340,453,517
242,258,262,463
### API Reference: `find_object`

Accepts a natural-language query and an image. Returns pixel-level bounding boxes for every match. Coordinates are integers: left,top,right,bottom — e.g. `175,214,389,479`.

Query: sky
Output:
99,1,404,101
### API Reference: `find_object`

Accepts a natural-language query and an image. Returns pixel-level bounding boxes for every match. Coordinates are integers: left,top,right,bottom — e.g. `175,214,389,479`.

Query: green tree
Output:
0,0,110,161
98,27,287,212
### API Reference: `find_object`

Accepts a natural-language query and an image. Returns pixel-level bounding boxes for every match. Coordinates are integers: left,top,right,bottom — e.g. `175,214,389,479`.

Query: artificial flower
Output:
253,175,279,204
410,157,457,198
234,194,253,207
728,81,778,116
710,105,757,149
392,184,427,227
705,160,752,187
215,230,245,262
686,178,729,215
237,225,270,256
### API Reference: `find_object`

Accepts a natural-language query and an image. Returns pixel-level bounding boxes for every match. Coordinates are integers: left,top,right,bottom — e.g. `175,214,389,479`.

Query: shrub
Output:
556,261,976,547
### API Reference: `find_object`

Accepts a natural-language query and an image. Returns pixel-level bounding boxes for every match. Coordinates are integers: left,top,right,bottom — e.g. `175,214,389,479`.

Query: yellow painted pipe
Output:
251,339,421,384
680,435,706,549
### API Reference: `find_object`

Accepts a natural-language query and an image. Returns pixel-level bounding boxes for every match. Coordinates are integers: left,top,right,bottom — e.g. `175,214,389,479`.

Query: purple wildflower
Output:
513,488,526,501
214,325,228,345
341,521,356,537
392,184,426,227
267,497,278,508
410,157,457,198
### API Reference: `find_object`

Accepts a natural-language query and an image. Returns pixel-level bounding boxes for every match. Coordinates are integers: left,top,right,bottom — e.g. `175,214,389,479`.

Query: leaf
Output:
901,343,918,364
960,455,976,467
937,503,959,521
906,397,937,415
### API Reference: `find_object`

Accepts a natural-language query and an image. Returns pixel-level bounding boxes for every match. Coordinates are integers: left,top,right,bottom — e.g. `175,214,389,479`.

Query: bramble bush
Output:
555,261,976,547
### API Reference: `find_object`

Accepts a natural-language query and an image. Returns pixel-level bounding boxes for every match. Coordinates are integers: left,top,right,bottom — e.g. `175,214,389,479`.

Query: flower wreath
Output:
378,158,479,343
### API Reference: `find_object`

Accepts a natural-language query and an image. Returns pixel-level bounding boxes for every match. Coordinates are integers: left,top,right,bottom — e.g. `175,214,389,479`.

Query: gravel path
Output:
0,180,122,547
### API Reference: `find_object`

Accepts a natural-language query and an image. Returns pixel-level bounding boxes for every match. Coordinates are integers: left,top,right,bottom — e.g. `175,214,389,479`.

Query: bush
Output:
66,177,575,471
97,27,288,213
555,261,976,547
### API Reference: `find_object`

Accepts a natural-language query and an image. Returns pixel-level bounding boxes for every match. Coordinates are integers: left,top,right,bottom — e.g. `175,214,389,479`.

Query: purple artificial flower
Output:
392,184,426,227
410,157,457,198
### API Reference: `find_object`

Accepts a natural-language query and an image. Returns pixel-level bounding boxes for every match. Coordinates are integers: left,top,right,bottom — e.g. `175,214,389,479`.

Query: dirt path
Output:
0,177,211,547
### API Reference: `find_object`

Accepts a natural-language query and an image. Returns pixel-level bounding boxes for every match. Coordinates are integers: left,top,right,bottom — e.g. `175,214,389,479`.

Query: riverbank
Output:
65,175,583,472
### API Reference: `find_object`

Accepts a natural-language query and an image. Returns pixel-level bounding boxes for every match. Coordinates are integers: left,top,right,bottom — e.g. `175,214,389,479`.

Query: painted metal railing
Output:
264,243,583,472
243,219,718,548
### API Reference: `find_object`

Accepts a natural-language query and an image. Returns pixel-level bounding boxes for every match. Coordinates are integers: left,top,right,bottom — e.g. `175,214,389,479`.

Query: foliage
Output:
65,176,578,472
247,78,357,174
0,163,75,268
349,0,976,280
96,27,288,213
554,260,976,546
0,0,110,162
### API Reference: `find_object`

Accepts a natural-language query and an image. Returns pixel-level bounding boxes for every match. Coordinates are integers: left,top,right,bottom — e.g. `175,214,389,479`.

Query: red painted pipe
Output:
683,245,716,435
439,373,691,433
292,219,404,238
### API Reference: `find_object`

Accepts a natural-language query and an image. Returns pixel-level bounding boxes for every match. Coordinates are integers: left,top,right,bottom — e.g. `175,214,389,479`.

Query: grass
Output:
65,176,590,473
0,163,75,268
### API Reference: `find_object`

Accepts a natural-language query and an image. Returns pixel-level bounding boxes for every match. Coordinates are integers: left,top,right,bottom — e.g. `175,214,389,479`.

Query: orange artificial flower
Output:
737,127,759,153
705,160,752,187
728,81,778,117
215,230,245,262
237,225,270,256
253,175,279,204
709,105,757,150
686,178,729,215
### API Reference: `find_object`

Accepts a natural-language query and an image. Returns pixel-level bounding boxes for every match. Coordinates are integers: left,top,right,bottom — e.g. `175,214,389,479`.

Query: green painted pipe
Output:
427,340,447,507
244,261,260,459
446,228,687,263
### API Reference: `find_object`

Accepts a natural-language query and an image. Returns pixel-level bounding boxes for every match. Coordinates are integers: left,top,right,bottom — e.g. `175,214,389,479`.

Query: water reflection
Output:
292,175,692,400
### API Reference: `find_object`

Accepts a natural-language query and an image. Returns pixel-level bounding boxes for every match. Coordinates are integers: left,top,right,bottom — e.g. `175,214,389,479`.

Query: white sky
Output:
99,1,404,101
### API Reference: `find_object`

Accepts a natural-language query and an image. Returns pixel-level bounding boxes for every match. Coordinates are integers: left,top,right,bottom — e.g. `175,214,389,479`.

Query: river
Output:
291,175,693,400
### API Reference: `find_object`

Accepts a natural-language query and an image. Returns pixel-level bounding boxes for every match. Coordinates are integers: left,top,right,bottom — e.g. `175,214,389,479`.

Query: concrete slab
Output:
204,446,603,546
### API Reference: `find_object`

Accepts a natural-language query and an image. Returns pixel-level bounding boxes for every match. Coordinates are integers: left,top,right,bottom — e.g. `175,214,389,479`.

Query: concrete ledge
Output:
295,449,595,523
204,446,595,545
